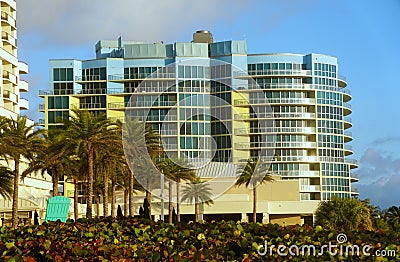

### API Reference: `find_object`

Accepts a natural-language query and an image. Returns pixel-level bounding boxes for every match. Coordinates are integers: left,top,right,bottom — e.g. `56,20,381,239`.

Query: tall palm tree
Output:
122,117,162,219
157,158,196,223
181,177,214,222
0,165,13,199
235,158,274,223
174,161,196,222
62,109,119,218
0,116,43,227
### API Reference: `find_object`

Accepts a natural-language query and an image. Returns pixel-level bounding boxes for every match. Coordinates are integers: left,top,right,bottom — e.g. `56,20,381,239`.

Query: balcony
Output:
338,74,347,88
255,98,316,105
234,112,316,121
234,69,312,78
71,103,105,109
3,90,17,103
343,102,352,115
278,170,320,177
236,84,352,101
1,11,16,28
234,126,315,136
18,61,29,74
350,173,359,182
38,119,45,125
75,75,106,83
19,98,29,110
344,130,353,142
2,70,17,85
344,116,352,129
351,187,359,195
1,31,17,47
345,158,358,168
19,80,29,92
108,72,176,82
235,141,316,150
39,104,45,111
299,185,321,192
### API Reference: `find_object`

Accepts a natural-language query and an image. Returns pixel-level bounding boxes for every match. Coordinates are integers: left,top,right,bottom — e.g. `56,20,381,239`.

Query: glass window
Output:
53,69,59,81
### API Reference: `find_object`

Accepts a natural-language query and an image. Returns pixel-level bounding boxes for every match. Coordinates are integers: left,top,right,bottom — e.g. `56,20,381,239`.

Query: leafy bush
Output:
0,217,399,261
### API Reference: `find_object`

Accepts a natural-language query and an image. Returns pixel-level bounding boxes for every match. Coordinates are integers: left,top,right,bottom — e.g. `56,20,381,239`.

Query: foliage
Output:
0,218,399,261
315,196,373,231
0,165,13,199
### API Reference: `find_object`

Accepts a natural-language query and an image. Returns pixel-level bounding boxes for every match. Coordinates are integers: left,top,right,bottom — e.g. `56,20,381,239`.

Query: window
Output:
53,68,73,81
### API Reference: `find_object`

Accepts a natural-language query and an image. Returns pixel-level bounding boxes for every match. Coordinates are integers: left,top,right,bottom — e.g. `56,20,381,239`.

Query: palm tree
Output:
157,158,196,223
235,158,274,223
386,206,400,229
315,196,373,231
0,165,13,199
122,117,162,219
181,177,214,222
0,116,43,227
62,109,119,219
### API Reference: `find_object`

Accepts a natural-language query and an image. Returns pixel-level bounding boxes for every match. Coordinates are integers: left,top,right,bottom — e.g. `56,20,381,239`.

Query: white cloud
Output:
357,175,400,209
356,148,400,208
16,0,256,45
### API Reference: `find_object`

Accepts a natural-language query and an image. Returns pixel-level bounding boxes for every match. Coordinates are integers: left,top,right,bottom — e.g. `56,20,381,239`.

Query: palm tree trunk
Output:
52,171,59,197
129,171,134,216
96,195,100,218
253,187,257,223
103,170,109,217
74,178,78,221
168,180,173,224
124,189,128,216
146,190,152,220
195,200,199,222
86,149,94,218
11,159,20,228
176,181,181,222
111,175,116,217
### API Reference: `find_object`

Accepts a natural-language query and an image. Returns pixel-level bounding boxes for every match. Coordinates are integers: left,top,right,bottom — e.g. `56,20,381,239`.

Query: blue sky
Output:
16,0,400,209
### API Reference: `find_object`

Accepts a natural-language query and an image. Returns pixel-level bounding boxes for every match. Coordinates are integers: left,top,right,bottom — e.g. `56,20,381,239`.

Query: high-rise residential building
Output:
0,0,52,225
39,31,358,223
0,0,28,117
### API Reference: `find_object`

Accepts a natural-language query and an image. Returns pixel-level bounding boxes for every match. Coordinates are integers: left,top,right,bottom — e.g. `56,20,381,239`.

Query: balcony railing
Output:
234,127,315,135
39,104,45,111
344,130,352,137
343,102,352,110
344,144,353,151
234,112,316,120
71,103,104,109
235,83,352,96
235,141,316,149
234,69,312,77
345,158,358,165
299,185,321,192
75,75,106,82
108,72,176,81
277,170,320,177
